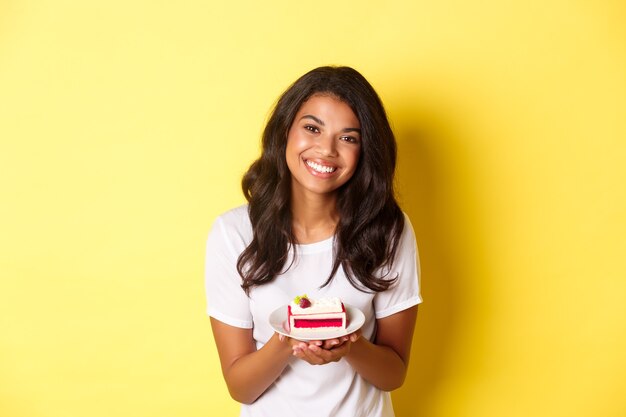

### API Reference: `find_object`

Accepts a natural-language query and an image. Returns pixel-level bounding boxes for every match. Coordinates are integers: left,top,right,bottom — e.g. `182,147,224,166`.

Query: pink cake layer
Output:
293,318,344,328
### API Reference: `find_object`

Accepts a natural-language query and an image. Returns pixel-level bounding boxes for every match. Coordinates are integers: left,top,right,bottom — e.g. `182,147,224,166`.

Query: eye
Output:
340,135,360,144
304,125,320,133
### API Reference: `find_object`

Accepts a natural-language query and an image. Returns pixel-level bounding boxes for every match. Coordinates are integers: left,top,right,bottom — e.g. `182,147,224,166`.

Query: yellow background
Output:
1,1,625,416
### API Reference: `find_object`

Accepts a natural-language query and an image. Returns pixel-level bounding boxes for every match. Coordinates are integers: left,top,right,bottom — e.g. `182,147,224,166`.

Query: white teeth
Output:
306,160,336,174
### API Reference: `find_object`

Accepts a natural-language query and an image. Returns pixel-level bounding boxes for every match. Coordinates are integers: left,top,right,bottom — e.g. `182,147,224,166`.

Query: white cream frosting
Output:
290,296,343,314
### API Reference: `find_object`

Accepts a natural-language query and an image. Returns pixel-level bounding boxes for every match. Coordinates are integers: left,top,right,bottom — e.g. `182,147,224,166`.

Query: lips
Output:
305,159,338,174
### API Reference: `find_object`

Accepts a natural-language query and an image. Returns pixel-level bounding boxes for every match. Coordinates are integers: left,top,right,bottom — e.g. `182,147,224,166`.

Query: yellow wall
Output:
1,1,624,416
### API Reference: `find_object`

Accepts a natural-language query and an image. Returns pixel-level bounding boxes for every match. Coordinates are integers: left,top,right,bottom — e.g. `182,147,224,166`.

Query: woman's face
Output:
286,94,362,200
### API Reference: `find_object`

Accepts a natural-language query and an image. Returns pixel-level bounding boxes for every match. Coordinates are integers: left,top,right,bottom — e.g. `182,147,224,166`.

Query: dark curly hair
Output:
237,66,404,294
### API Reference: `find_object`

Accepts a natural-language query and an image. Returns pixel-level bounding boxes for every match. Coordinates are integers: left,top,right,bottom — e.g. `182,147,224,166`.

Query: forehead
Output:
295,94,360,127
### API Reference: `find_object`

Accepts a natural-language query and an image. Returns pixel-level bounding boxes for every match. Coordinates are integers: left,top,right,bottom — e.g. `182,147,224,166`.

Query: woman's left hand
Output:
290,329,361,365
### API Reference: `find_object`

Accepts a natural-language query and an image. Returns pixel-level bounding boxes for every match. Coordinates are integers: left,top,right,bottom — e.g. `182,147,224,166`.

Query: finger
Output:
292,343,325,365
291,341,307,355
292,345,304,358
311,343,346,363
301,344,328,365
293,344,314,361
321,338,343,349
348,329,362,343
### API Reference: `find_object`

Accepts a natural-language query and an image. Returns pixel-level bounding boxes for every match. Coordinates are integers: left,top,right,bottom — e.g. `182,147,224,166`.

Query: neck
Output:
290,189,339,244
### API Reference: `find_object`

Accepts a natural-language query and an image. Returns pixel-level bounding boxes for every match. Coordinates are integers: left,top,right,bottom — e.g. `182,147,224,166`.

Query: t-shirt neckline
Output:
294,235,334,254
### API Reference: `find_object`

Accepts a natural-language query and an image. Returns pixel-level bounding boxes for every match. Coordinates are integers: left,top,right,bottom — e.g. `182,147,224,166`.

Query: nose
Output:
316,134,337,157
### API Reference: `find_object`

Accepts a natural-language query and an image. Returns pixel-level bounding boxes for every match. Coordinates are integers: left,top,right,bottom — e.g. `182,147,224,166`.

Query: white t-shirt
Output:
205,205,422,417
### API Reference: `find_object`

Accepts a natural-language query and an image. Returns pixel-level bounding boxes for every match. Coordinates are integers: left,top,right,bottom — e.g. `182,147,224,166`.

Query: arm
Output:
291,305,418,391
345,305,418,391
210,318,293,404
344,215,421,390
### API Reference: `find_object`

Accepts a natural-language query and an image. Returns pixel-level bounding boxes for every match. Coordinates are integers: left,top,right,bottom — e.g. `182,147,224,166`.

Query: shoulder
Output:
398,212,417,252
214,204,251,231
207,204,253,253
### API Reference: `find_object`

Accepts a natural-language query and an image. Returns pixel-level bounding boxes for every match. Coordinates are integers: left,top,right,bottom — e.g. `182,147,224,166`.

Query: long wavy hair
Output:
237,66,404,294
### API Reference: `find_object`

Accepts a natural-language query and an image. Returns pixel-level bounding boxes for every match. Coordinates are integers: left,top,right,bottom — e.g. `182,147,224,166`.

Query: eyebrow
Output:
300,115,361,134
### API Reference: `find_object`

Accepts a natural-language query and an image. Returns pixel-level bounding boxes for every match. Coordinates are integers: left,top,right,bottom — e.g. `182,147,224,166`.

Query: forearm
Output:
345,337,408,391
221,334,292,404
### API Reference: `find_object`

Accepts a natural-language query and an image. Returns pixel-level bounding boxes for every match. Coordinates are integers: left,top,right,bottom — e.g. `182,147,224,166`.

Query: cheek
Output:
286,131,300,151
347,148,361,169
285,133,298,157
287,133,309,152
285,136,304,172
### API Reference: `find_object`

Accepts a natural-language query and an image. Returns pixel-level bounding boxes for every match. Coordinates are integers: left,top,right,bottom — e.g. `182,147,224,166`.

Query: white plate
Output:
269,304,365,341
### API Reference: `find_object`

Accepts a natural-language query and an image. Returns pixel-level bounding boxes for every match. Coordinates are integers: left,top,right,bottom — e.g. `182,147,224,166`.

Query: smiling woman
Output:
286,95,362,205
205,66,422,417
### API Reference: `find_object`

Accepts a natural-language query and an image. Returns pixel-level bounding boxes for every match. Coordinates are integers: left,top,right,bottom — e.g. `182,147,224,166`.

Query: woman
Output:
205,66,421,417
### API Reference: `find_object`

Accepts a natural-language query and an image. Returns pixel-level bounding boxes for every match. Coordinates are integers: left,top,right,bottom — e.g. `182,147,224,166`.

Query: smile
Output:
305,160,337,174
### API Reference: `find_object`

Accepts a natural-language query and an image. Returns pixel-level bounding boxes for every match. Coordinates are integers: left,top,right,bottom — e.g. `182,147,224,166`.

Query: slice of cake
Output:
288,295,347,335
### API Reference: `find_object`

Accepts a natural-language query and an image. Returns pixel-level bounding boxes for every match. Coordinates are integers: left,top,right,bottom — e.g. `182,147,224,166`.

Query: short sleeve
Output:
204,214,253,328
373,213,422,319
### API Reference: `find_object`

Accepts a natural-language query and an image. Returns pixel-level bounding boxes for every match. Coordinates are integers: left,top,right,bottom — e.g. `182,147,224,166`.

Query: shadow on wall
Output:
389,103,486,416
